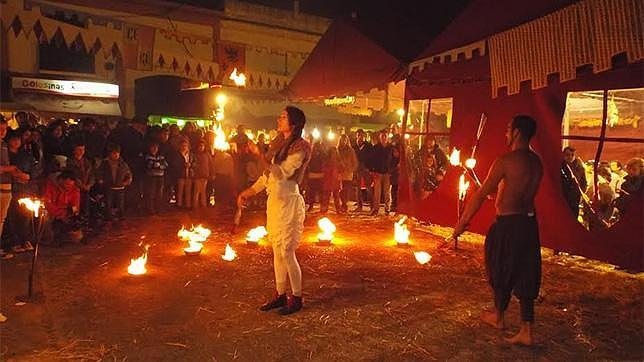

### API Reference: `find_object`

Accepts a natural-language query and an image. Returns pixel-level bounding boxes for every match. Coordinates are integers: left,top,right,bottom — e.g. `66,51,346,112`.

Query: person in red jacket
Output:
44,170,83,244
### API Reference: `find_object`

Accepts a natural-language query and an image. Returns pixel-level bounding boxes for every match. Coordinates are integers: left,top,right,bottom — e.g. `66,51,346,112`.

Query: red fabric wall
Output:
401,56,643,270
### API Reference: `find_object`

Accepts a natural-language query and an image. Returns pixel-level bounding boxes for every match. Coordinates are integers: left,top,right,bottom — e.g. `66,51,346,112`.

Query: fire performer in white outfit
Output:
237,106,311,315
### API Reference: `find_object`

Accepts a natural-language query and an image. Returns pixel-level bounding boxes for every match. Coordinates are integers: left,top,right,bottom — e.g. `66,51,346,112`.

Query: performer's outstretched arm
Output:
452,157,505,238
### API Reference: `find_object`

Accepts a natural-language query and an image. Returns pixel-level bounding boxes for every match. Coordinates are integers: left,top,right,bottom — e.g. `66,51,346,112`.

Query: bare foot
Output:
480,310,504,330
504,326,534,346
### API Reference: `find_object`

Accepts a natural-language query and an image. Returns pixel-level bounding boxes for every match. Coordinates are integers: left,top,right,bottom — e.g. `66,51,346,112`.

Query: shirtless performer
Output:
450,115,543,346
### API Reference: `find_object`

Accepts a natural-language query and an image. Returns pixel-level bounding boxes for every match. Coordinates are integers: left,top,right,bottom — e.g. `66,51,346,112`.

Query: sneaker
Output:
278,295,303,315
259,293,287,311
0,249,14,259
12,245,25,253
23,241,34,251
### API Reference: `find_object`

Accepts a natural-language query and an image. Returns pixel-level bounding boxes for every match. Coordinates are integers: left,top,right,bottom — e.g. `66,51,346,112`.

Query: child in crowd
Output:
43,170,83,244
97,144,132,221
143,141,168,214
176,139,194,209
191,140,211,209
66,143,95,222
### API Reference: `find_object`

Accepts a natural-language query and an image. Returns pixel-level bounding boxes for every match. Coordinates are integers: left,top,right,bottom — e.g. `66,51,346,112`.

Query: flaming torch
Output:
449,148,461,167
17,197,46,302
222,244,237,261
229,68,247,87
414,251,432,265
394,216,411,246
246,226,267,245
213,123,230,152
317,217,336,246
18,198,42,218
128,245,149,275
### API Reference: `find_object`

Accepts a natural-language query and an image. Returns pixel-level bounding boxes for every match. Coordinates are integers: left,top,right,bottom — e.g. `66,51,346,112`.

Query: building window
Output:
561,88,644,230
406,97,453,200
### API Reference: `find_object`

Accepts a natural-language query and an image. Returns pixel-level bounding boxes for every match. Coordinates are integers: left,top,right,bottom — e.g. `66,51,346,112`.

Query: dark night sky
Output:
172,0,471,62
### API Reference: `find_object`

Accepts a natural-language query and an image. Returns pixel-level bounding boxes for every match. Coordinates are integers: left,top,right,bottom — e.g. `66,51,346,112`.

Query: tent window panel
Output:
407,99,429,133
604,88,644,139
561,88,644,231
428,98,453,133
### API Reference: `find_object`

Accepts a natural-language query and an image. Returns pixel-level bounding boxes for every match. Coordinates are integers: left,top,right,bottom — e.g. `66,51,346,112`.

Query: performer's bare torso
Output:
495,149,543,216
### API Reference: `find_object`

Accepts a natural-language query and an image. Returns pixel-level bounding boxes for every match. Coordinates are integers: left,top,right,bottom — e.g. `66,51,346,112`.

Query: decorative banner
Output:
12,77,119,98
216,42,245,81
324,95,355,106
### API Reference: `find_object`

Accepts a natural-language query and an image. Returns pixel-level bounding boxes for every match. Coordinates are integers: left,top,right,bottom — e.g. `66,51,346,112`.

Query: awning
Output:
11,92,122,116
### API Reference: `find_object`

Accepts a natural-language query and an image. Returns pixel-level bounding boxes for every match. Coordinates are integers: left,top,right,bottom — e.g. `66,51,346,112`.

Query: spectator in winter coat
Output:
321,147,342,213
176,139,194,209
213,149,235,207
337,135,357,212
43,170,83,244
66,143,95,220
97,144,132,220
353,129,373,211
143,142,168,214
306,140,325,212
369,132,393,215
192,140,211,208
4,130,34,252
615,157,644,215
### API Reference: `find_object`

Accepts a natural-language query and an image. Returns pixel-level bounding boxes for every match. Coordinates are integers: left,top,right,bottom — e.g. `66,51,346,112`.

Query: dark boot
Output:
279,295,303,315
259,292,287,311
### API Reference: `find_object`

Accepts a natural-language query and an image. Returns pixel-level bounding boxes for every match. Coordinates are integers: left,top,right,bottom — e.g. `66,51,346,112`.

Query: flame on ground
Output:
18,197,42,217
246,226,268,242
414,251,432,265
449,148,461,166
458,174,470,200
222,244,237,261
317,217,336,242
178,225,211,254
128,245,149,275
465,158,477,169
394,216,410,244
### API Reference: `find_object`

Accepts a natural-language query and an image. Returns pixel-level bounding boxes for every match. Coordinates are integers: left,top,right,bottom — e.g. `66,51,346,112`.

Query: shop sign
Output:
12,77,119,98
324,95,355,106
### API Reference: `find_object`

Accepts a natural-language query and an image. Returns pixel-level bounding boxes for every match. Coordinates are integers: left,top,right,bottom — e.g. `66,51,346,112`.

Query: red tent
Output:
285,18,405,101
401,0,644,270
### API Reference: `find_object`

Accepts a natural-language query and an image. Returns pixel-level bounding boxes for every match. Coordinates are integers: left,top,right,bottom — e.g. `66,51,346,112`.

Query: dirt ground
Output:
0,206,642,361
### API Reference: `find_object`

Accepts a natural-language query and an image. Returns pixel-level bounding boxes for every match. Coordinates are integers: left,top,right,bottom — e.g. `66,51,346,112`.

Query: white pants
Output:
267,193,305,296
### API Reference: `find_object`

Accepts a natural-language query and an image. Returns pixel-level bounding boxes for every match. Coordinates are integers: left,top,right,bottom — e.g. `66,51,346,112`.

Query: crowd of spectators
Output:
0,113,409,259
560,146,643,230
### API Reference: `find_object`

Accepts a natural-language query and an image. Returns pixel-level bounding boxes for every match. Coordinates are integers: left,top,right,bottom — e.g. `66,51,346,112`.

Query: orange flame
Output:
464,158,477,169
449,148,461,166
246,226,268,242
178,225,211,254
229,68,246,86
128,245,149,275
213,124,230,151
222,244,237,261
414,251,432,265
394,216,410,244
317,217,336,242
18,197,42,217
458,174,470,200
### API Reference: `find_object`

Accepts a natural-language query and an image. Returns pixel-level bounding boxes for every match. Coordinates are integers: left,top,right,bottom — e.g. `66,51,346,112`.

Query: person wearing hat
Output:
237,106,311,315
